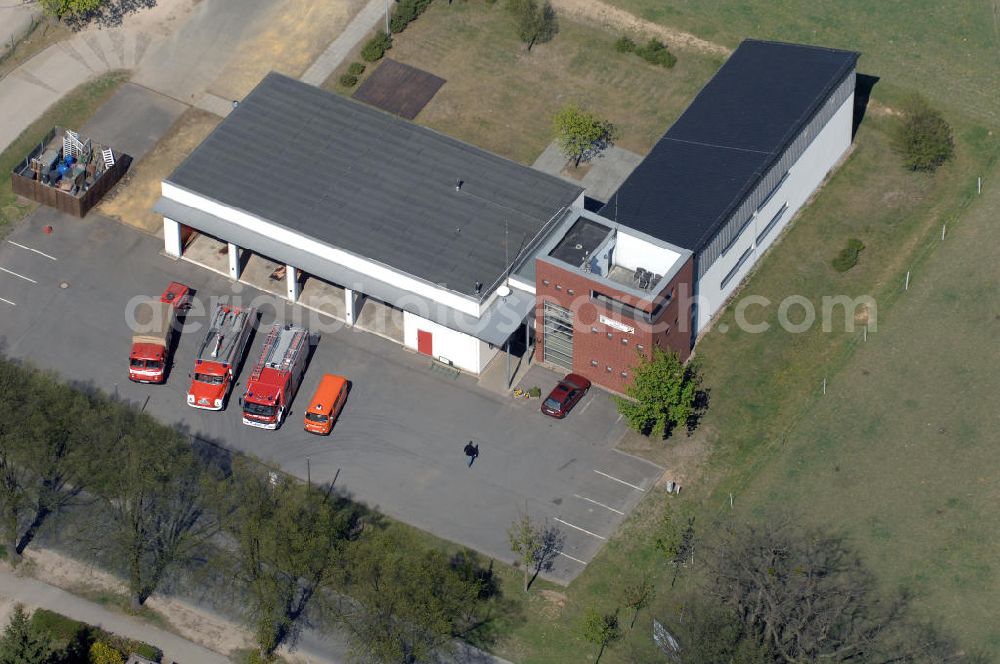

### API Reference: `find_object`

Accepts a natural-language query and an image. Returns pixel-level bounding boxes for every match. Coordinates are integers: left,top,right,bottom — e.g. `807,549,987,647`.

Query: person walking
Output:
464,441,479,467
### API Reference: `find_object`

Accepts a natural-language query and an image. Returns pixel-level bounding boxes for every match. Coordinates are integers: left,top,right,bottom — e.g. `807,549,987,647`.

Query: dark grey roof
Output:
602,39,859,253
166,72,582,300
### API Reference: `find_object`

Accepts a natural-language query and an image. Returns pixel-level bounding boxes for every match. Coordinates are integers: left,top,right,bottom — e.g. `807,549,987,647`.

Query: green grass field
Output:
0,71,129,237
326,1,723,164
603,0,1000,125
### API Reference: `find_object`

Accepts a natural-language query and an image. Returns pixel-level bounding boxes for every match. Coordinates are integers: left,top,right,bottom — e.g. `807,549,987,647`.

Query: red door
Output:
417,330,433,356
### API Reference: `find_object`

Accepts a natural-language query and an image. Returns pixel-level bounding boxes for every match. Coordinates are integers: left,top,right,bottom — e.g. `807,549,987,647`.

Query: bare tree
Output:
620,575,654,630
702,518,976,663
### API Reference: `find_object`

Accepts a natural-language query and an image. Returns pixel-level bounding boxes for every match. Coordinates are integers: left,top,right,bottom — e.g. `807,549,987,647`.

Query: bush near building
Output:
347,62,366,77
893,96,954,172
390,0,434,34
635,38,676,68
340,73,359,88
614,35,636,53
361,31,393,62
832,238,865,272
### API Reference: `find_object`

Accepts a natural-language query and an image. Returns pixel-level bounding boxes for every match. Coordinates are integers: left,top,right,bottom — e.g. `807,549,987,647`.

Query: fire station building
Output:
157,39,859,393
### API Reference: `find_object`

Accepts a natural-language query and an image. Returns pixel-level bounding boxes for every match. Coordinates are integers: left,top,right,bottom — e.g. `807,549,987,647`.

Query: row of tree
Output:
0,357,493,663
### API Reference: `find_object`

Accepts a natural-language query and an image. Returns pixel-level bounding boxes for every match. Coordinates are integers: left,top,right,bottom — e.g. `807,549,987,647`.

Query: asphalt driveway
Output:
0,210,663,583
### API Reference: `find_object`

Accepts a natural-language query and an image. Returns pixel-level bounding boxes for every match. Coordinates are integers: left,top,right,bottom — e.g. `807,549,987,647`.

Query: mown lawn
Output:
602,0,1000,126
326,0,723,164
0,70,129,237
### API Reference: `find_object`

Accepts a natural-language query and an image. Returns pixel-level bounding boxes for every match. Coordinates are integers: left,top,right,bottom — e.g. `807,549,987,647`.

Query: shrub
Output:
614,36,635,53
360,31,392,62
528,386,541,398
390,0,433,33
90,641,125,664
346,61,366,77
134,642,164,661
636,38,676,68
832,238,865,272
893,96,954,172
339,73,359,88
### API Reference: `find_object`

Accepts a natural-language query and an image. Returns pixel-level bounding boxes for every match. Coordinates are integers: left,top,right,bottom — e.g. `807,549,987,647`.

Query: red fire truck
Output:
186,304,255,410
240,324,313,429
128,281,191,384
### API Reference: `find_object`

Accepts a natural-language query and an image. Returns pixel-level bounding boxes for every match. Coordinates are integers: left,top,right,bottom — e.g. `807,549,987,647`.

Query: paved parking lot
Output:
0,210,664,583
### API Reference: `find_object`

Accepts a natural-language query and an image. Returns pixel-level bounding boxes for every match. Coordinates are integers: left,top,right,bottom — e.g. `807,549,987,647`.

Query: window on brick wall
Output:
555,284,562,291
591,327,598,334
606,365,613,372
606,332,613,339
637,344,645,351
591,359,599,367
567,289,575,295
542,279,550,286
621,338,628,345
621,371,628,378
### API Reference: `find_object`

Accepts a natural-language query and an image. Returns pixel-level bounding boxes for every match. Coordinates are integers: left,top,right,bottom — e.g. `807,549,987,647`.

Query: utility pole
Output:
385,0,390,34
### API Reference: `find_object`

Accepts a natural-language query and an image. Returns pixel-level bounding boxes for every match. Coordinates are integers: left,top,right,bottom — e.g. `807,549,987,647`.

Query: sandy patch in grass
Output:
22,548,252,657
550,0,730,56
98,108,221,233
208,0,368,101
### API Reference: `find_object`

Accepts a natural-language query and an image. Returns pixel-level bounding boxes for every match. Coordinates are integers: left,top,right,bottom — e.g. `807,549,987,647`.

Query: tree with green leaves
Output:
552,103,619,167
893,95,954,172
92,414,223,609
614,347,701,439
581,607,620,664
38,0,104,19
225,460,358,661
0,361,105,561
0,605,51,664
507,511,562,592
338,531,484,664
506,0,557,51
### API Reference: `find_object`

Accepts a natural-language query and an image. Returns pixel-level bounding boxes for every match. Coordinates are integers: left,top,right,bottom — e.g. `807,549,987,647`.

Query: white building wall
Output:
479,339,500,374
403,310,481,373
695,93,854,332
161,183,482,318
614,231,683,273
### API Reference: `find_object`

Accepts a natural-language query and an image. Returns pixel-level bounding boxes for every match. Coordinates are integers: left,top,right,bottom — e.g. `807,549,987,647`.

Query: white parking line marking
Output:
0,267,36,283
0,297,15,306
574,494,626,516
554,517,607,541
7,241,57,261
594,469,646,492
611,447,666,470
556,550,588,565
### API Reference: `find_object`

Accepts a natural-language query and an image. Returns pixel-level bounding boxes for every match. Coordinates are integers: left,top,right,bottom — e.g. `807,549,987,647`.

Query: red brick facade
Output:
534,257,695,394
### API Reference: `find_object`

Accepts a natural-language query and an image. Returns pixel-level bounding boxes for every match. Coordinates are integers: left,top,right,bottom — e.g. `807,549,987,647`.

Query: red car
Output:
540,373,592,419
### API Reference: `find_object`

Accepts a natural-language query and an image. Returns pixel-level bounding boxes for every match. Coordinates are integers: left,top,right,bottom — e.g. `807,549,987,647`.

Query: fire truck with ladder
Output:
240,323,313,429
186,304,255,410
128,281,191,384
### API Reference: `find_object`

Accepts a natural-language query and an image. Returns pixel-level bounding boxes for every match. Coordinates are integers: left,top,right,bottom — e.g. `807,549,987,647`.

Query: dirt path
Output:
550,0,731,56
